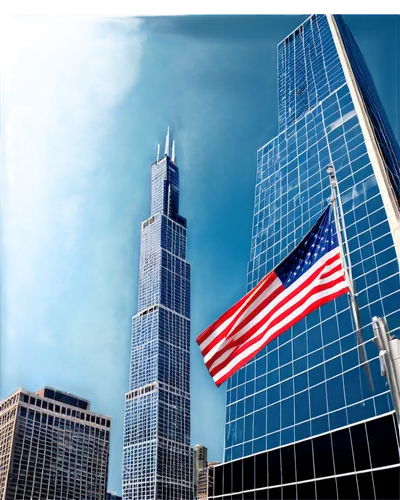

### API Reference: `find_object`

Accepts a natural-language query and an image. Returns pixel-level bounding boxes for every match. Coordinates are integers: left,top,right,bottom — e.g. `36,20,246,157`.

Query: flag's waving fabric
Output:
197,204,349,386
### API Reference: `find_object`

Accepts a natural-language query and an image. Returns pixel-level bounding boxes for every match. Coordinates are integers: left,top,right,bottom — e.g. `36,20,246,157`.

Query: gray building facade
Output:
0,387,111,500
193,444,208,499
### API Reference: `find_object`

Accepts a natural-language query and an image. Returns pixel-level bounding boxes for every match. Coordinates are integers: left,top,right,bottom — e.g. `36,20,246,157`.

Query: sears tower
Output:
123,129,192,499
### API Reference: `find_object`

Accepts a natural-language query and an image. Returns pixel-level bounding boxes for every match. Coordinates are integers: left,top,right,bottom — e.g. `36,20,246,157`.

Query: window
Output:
232,460,242,493
255,452,267,489
297,481,316,500
222,462,232,494
373,468,400,500
268,449,281,486
315,478,337,500
242,456,254,491
281,445,295,483
296,439,314,481
336,475,358,499
332,428,354,474
350,423,370,471
366,415,400,468
313,434,334,478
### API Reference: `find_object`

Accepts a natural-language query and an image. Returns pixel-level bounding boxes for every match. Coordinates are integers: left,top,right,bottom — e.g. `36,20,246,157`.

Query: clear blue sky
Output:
1,14,399,495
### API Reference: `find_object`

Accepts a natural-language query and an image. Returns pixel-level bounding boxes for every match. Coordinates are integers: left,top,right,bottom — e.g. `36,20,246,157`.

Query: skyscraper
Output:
0,387,110,500
122,129,192,499
211,15,400,499
193,444,208,471
193,443,219,500
193,444,208,499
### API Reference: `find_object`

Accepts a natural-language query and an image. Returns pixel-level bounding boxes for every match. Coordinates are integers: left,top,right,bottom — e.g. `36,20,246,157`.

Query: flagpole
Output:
326,166,353,292
326,164,374,391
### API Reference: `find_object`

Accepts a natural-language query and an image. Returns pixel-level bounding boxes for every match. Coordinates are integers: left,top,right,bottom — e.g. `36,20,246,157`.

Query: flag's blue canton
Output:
275,205,339,288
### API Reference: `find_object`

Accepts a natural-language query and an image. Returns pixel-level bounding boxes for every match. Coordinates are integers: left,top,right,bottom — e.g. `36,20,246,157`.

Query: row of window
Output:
18,395,110,427
254,127,366,231
0,393,19,413
211,469,400,500
6,414,109,500
227,332,380,397
216,414,400,497
18,408,110,440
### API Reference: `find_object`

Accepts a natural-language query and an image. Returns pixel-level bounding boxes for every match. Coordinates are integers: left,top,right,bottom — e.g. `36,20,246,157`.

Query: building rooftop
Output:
35,386,90,410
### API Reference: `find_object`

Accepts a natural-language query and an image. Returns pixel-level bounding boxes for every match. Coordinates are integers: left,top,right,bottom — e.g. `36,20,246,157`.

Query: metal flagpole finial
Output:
327,164,337,189
327,165,337,205
326,164,335,176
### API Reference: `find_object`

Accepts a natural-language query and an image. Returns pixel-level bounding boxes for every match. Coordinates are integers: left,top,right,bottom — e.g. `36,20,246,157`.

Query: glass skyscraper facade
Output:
0,387,110,500
122,132,192,499
211,14,400,499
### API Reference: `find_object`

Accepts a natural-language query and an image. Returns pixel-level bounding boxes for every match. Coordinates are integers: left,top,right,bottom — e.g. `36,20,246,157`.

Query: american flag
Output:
197,204,349,386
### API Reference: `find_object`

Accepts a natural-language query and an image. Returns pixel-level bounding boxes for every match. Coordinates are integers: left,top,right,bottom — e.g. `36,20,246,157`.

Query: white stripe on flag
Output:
203,277,281,363
198,274,268,352
201,247,340,355
213,279,347,384
231,263,344,344
205,248,342,368
209,270,345,376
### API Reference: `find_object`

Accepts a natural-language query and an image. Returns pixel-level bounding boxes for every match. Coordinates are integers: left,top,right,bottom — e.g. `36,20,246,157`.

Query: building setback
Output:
122,130,192,499
0,387,110,500
211,14,400,500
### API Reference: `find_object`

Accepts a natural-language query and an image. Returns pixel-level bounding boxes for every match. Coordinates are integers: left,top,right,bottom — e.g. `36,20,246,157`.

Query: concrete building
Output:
193,444,208,499
193,446,220,500
0,386,111,499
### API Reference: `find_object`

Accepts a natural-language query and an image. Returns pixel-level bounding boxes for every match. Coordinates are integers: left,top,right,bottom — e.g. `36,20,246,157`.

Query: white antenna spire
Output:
172,140,176,163
164,126,170,157
156,144,160,162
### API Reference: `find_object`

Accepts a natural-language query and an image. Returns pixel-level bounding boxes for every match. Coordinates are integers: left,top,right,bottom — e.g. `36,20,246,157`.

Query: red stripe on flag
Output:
201,278,283,359
213,287,349,387
204,255,345,370
209,275,348,377
197,271,276,352
200,253,342,362
218,259,343,353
